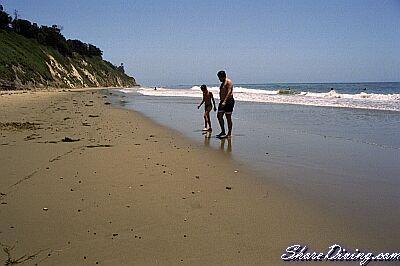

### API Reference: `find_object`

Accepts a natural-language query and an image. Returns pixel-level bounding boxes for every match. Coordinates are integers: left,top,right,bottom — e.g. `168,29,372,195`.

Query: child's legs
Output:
206,110,211,128
204,110,211,128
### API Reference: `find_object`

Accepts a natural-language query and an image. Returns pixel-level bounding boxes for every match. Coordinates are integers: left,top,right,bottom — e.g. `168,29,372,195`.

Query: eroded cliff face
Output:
0,31,138,90
42,53,137,89
3,53,138,90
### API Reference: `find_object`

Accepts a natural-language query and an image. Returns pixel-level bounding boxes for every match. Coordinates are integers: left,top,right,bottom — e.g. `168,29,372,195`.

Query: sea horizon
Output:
167,81,400,87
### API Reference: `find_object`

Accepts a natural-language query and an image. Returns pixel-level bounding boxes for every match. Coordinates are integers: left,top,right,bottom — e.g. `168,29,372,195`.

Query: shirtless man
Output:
216,70,234,138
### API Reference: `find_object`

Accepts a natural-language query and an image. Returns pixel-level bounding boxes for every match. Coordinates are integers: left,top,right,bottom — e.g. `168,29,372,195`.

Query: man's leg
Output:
226,113,233,137
203,112,208,129
217,111,225,136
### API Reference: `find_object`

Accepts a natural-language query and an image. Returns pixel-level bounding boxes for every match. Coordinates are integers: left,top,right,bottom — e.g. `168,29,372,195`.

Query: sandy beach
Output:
1,0,399,264
0,89,389,265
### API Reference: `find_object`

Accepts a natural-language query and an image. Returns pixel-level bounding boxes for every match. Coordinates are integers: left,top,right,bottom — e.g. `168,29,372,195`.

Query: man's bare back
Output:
219,78,233,102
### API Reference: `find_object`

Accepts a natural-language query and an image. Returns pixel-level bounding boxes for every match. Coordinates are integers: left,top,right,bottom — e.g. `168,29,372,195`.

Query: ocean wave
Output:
122,87,400,112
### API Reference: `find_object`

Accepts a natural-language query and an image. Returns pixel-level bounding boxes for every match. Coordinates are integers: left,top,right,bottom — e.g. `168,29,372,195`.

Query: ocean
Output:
112,82,400,247
130,82,400,112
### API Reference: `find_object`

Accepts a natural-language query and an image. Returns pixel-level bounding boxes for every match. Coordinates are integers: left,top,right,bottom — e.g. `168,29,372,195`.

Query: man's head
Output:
217,70,226,82
200,84,207,92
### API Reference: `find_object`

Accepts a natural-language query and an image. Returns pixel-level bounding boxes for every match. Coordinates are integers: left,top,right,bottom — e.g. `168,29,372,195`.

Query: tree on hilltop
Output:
67,40,103,58
12,19,39,39
13,9,19,20
0,8,12,29
37,25,70,55
117,63,125,73
87,44,102,57
67,39,88,55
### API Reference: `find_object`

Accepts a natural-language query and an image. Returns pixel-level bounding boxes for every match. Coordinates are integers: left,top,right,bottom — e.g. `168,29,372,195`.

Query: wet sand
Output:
117,91,400,252
0,89,383,265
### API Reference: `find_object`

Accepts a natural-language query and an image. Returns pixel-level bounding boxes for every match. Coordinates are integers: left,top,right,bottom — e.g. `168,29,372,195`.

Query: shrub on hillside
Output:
0,10,12,29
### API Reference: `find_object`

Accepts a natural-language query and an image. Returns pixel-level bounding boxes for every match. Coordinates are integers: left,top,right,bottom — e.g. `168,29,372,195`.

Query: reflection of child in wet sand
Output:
197,85,216,131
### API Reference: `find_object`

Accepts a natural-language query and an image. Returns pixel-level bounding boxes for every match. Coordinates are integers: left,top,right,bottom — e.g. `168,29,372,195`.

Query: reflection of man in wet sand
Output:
220,138,232,153
216,70,234,138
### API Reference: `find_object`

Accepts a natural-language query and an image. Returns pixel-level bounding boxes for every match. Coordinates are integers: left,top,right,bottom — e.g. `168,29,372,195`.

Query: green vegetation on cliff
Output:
0,6,137,90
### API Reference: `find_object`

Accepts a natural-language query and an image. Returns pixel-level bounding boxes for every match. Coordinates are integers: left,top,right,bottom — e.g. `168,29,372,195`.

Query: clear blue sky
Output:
2,0,400,85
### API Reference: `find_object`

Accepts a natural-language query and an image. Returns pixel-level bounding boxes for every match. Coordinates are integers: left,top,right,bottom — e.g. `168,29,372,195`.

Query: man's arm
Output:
211,93,216,111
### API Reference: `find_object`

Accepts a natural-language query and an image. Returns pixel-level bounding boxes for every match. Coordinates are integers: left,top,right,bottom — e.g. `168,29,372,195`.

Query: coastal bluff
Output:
0,30,138,90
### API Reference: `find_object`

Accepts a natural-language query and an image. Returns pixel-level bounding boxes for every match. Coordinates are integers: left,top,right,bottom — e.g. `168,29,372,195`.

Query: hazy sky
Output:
2,0,400,85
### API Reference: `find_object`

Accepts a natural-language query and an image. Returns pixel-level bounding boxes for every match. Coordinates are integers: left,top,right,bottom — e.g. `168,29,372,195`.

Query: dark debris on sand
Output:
0,122,38,131
62,137,80,142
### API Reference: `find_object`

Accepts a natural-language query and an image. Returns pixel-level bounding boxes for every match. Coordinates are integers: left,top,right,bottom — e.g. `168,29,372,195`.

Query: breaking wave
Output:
120,86,400,112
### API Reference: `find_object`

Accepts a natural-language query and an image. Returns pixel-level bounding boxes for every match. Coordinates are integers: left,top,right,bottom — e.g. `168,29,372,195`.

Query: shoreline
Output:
0,86,140,95
0,89,388,265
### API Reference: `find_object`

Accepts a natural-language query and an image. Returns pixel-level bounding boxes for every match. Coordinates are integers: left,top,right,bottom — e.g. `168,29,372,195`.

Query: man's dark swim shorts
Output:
218,97,235,114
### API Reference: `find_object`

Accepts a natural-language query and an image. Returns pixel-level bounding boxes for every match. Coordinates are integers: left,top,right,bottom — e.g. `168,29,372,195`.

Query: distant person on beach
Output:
197,84,216,131
154,87,157,90
216,70,234,138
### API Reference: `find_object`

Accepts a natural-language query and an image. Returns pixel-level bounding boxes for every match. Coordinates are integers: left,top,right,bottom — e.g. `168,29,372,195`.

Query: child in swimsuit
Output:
197,84,216,131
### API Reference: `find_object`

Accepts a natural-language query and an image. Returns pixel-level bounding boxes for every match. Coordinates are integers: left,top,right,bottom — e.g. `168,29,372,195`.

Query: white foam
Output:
127,86,400,112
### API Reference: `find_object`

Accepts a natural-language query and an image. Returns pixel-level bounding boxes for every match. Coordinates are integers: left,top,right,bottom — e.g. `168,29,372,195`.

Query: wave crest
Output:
121,86,400,112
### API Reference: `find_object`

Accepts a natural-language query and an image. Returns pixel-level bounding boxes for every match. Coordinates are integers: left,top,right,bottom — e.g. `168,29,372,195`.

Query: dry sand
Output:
0,89,372,265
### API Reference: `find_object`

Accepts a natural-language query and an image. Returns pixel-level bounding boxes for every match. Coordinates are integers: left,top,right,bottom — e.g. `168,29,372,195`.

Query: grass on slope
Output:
0,30,54,83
